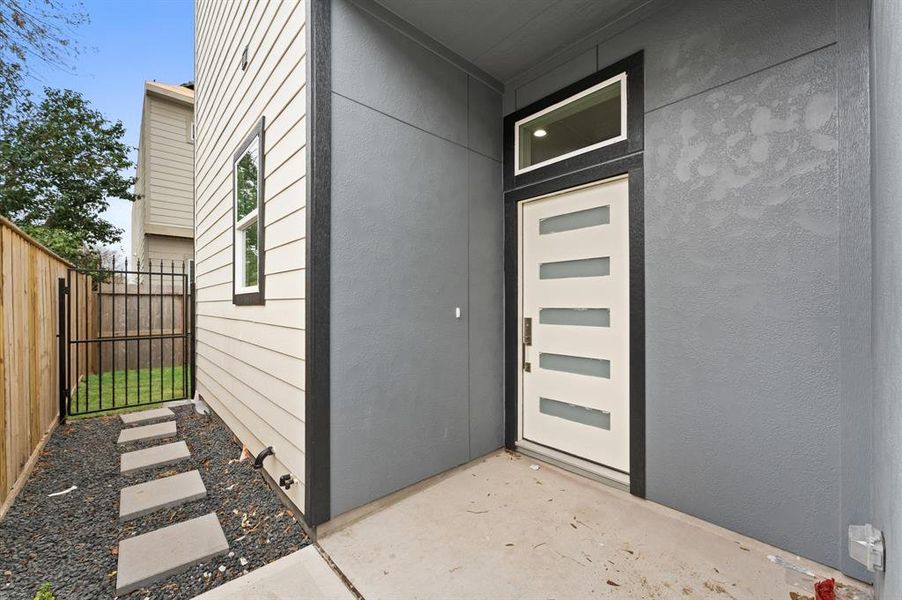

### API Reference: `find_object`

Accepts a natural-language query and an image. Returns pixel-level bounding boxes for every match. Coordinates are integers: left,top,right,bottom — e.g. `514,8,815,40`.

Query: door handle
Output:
523,317,532,372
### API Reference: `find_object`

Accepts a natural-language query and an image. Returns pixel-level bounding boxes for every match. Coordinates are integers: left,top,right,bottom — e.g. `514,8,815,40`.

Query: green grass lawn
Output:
69,364,192,418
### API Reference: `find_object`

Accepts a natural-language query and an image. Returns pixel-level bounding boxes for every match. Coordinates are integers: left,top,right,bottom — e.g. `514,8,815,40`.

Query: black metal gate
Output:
58,259,195,418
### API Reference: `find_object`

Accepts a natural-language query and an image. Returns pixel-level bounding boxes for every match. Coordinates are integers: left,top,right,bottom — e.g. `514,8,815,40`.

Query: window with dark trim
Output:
233,118,265,305
503,52,644,194
515,73,626,175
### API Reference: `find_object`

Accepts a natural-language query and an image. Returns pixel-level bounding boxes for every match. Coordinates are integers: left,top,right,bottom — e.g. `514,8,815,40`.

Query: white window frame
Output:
234,199,259,295
232,117,265,304
514,72,628,176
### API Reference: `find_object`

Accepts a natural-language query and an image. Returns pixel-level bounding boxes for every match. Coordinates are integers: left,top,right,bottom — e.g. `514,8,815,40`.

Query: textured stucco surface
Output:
333,0,469,146
509,0,835,111
330,0,503,517
871,0,902,596
645,47,841,566
331,94,470,516
467,151,504,458
835,0,873,582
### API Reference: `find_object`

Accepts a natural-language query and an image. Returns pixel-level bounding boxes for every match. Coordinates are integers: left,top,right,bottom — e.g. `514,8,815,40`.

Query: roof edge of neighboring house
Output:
145,80,195,106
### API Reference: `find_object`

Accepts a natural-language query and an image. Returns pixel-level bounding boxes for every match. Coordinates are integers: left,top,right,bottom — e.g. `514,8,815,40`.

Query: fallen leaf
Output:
704,581,728,594
607,580,620,587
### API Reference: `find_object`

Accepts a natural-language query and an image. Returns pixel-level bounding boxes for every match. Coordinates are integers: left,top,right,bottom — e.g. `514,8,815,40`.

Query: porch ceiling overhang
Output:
372,0,648,84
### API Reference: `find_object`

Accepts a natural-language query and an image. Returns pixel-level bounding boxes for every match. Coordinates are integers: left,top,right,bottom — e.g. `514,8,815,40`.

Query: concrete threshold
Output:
191,546,356,600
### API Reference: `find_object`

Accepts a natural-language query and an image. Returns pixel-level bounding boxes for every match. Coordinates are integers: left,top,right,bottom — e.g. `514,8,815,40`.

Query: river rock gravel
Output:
0,405,309,599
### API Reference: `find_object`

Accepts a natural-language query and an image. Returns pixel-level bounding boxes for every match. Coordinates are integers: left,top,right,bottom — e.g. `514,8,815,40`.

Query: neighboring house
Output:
194,0,901,596
131,81,195,271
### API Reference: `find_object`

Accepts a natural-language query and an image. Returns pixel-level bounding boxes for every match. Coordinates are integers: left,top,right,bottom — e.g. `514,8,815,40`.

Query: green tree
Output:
0,0,88,127
0,87,136,264
0,0,88,74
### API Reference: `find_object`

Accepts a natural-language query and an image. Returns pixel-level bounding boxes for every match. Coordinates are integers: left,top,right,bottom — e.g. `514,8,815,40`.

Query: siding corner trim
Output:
305,0,333,528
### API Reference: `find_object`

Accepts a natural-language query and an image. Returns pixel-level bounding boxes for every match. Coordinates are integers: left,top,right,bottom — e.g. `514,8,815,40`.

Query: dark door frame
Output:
502,51,646,498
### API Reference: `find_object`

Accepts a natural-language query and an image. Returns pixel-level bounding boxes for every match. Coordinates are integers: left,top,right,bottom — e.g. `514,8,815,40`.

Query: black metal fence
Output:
58,259,195,418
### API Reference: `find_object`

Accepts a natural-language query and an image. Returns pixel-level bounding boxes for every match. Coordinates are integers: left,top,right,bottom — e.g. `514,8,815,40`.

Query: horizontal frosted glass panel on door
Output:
539,257,610,279
540,397,611,430
539,206,610,235
539,353,610,378
540,308,610,327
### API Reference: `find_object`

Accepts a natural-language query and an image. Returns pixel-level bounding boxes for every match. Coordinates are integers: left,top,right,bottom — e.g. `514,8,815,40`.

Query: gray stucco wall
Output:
329,0,503,517
503,0,871,576
871,1,902,596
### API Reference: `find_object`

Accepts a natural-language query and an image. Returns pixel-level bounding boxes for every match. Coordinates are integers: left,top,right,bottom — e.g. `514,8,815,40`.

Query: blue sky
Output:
28,0,195,257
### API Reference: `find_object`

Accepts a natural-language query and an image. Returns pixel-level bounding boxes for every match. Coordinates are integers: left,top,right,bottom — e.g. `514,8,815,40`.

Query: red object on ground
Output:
815,578,836,600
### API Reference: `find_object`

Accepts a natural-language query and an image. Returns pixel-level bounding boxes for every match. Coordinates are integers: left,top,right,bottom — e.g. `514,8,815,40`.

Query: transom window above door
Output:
515,73,626,175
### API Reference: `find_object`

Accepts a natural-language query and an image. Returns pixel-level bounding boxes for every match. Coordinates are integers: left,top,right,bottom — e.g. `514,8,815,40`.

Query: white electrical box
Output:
848,523,884,572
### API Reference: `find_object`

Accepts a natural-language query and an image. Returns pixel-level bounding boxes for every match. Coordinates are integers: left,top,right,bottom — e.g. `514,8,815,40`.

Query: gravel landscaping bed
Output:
0,405,309,599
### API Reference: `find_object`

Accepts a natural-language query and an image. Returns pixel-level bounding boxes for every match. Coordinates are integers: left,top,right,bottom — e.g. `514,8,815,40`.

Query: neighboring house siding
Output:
146,95,195,231
131,197,146,268
329,0,503,517
131,108,148,265
131,86,195,270
144,235,194,268
501,0,870,576
194,0,307,512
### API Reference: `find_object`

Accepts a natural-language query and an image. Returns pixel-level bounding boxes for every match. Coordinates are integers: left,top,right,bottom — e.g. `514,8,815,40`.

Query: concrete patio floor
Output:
193,546,355,600
319,451,872,600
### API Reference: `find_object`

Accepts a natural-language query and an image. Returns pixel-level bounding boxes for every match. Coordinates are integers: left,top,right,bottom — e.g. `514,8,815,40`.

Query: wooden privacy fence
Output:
96,280,189,372
0,217,92,515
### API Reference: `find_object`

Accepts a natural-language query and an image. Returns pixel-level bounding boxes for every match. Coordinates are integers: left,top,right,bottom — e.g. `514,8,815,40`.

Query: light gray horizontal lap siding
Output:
194,0,307,512
145,235,194,267
147,96,195,229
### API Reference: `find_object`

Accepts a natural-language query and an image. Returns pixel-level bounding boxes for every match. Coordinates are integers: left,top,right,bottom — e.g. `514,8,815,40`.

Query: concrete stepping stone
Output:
121,441,190,474
121,407,175,425
115,512,229,595
119,470,207,522
117,421,177,445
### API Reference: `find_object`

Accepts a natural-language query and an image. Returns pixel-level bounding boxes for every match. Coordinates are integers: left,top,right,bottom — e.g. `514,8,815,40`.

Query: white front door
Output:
519,176,630,475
